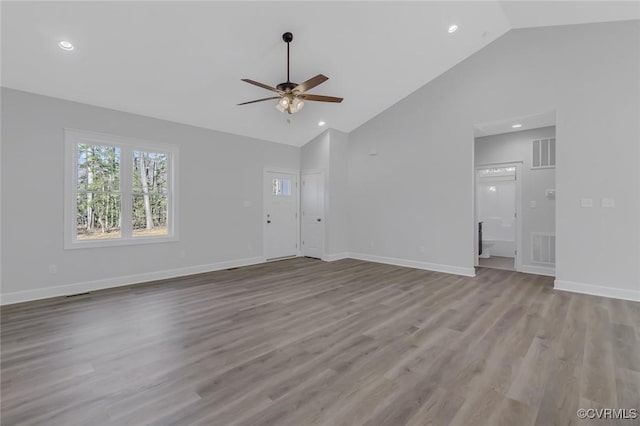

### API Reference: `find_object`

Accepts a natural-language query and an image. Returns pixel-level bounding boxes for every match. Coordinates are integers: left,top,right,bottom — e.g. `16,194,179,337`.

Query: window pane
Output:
77,144,120,191
132,194,168,237
76,192,121,240
133,151,168,194
272,178,292,196
281,179,291,196
478,167,516,177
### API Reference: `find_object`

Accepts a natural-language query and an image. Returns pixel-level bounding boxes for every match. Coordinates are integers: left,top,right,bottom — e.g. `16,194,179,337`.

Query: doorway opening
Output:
476,163,521,271
473,111,557,275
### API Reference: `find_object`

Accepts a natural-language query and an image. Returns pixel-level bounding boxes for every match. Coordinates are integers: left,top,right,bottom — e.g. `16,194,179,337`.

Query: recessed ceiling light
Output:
58,40,74,51
448,25,458,34
318,121,326,127
512,123,522,128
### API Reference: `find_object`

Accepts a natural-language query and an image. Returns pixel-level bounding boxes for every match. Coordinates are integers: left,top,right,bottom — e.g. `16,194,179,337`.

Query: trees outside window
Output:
76,144,121,239
65,130,177,248
133,150,169,237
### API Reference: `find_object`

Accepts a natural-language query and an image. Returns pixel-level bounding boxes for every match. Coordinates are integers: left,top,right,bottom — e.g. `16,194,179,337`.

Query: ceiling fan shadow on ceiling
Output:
238,32,343,114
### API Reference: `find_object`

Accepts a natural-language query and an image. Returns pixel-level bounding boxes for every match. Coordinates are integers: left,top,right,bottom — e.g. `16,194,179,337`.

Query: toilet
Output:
480,239,494,258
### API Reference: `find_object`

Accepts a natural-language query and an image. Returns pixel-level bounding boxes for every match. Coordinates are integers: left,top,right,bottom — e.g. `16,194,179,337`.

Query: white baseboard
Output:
322,252,350,262
348,252,476,277
554,279,640,302
519,264,556,277
0,256,265,306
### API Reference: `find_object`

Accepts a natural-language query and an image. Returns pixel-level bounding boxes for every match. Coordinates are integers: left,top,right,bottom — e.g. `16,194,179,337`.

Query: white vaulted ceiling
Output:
2,1,638,146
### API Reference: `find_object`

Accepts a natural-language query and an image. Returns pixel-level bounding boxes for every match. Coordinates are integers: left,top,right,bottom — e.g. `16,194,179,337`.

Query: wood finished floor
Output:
1,258,639,426
478,256,515,271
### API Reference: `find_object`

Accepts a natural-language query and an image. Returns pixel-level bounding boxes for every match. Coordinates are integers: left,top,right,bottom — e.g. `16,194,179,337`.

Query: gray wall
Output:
347,21,640,296
1,88,300,300
475,126,556,271
327,129,349,256
300,130,330,172
300,129,349,257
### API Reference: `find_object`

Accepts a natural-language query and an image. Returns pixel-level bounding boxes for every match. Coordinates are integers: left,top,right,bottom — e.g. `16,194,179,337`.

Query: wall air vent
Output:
532,138,556,169
532,232,555,265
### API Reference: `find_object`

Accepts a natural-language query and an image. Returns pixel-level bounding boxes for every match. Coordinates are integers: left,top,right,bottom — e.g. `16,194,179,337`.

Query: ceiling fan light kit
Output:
238,32,343,115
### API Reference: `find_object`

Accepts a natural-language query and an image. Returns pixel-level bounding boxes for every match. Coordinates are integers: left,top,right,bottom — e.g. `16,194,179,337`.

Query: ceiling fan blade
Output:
299,94,343,103
293,74,328,94
241,79,282,94
237,96,281,106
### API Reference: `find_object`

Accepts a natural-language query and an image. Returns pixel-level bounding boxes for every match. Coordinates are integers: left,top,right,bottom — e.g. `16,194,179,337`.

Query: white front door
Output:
301,171,324,259
263,171,299,260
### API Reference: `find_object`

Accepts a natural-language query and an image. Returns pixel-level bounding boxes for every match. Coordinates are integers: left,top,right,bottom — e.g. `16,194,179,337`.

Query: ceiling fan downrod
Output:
283,32,293,83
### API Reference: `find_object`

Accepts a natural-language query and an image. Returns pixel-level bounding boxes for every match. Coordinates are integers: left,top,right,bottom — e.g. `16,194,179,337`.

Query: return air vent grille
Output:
532,138,556,168
532,232,555,265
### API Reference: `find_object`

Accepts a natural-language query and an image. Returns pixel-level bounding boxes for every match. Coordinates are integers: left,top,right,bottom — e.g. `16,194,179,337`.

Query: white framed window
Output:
64,129,179,249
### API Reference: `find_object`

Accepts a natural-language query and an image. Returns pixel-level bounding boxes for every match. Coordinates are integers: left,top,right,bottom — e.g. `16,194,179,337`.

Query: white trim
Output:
64,128,179,249
554,279,640,302
348,252,476,277
322,252,349,262
0,257,265,306
519,264,555,277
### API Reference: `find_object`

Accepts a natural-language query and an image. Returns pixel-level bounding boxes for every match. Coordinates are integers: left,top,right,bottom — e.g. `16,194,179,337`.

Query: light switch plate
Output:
601,198,615,208
580,198,593,208
530,200,537,208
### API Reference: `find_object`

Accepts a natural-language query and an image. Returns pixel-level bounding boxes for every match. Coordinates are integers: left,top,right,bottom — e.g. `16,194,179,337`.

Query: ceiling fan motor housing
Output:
282,32,293,43
276,82,297,92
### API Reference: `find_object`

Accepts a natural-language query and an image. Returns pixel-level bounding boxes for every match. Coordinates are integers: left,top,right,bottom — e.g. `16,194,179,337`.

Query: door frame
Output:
474,161,523,271
301,169,326,259
263,167,301,261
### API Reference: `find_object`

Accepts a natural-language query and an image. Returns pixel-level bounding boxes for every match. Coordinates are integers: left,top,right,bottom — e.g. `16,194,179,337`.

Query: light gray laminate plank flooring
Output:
1,258,638,425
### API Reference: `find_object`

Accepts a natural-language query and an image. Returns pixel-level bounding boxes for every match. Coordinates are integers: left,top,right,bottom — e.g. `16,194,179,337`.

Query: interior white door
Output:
263,171,299,260
301,171,324,259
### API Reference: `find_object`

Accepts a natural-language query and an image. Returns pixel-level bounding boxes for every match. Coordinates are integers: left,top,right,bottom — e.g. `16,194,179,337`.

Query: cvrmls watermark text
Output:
577,408,637,420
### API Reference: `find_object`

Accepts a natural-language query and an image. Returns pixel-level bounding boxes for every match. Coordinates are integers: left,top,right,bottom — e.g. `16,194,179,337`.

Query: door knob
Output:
317,218,322,222
267,220,271,224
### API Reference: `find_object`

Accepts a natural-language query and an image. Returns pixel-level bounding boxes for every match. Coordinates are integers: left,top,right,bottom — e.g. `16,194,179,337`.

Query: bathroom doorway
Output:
473,111,557,276
475,163,522,271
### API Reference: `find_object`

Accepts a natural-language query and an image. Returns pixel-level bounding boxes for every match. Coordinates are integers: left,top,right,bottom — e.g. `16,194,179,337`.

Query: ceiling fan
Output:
238,32,343,114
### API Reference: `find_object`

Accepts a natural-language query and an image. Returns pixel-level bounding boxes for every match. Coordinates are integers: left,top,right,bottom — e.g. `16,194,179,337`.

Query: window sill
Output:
64,235,179,250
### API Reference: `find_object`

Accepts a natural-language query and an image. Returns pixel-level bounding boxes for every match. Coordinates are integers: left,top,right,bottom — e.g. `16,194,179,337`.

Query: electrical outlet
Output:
48,264,57,274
